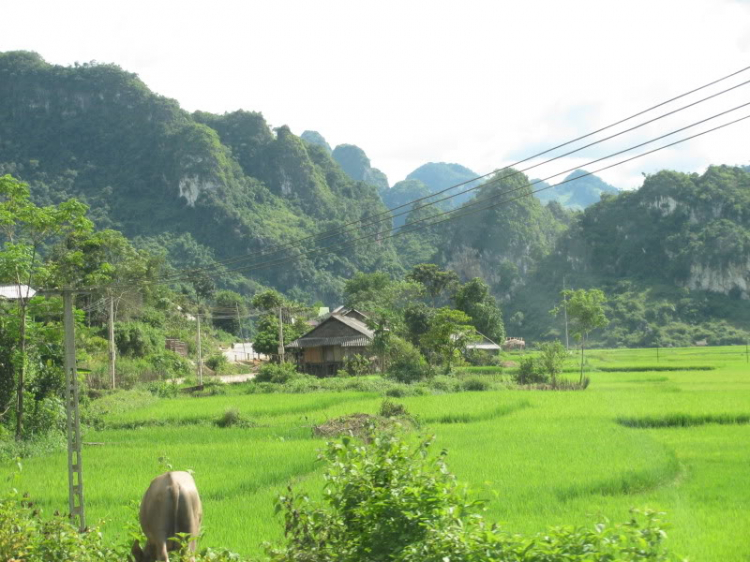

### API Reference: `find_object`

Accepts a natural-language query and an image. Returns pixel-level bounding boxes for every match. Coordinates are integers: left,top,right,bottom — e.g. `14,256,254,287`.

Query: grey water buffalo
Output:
132,471,203,562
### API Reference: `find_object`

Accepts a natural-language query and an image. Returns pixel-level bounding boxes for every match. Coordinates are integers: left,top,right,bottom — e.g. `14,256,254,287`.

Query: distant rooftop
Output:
0,284,37,300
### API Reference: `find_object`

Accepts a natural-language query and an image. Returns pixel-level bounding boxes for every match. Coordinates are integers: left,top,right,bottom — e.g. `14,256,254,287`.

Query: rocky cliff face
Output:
688,260,750,299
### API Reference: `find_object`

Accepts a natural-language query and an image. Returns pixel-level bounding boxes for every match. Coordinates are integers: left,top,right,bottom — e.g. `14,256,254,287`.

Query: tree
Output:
538,340,567,388
406,264,459,308
0,175,92,439
452,277,505,343
252,315,307,357
251,290,310,360
51,228,159,389
553,289,608,383
213,290,247,336
251,289,284,312
343,275,424,373
343,272,392,309
420,308,478,374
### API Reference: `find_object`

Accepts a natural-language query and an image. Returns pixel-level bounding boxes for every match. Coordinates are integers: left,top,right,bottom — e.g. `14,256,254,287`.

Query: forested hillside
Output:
1,51,748,347
0,51,400,302
506,166,750,346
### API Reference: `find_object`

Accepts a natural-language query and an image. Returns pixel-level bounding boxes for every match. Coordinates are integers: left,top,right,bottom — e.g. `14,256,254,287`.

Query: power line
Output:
146,65,750,284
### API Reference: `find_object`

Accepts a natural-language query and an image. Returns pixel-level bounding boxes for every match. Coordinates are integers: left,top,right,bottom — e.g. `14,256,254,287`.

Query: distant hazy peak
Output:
407,162,479,187
332,143,389,191
301,130,332,154
534,169,619,210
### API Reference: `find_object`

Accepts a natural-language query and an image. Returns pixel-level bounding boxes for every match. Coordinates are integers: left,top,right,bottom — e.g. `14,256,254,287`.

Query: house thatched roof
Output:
286,314,374,349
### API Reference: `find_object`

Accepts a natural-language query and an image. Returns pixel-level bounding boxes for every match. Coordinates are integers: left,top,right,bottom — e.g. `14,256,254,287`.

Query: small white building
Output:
0,284,37,301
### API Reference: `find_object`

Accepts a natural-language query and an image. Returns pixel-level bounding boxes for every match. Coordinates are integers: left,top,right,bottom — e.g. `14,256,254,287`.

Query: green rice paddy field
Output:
7,346,750,560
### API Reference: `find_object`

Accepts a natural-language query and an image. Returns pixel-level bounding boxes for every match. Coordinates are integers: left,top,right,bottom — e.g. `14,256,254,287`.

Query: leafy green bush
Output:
0,432,66,461
342,353,371,377
115,321,164,357
423,374,463,393
0,487,123,561
215,407,254,428
22,396,66,438
462,376,491,391
268,431,679,562
255,361,299,384
146,380,179,398
464,348,501,366
387,337,431,383
206,353,229,373
514,356,548,385
379,399,410,418
538,340,567,387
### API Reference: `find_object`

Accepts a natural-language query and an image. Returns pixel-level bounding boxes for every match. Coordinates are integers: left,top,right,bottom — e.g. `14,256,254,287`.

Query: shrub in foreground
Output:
268,432,680,562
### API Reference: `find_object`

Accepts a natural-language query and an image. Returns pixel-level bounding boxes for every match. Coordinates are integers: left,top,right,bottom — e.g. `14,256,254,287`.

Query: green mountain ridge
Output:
1,50,748,347
505,166,750,345
0,51,400,302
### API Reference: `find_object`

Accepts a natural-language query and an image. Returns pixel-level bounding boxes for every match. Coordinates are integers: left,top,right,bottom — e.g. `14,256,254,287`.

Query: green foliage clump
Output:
452,277,505,343
342,354,371,377
538,340,567,387
268,432,679,562
206,353,229,373
420,307,478,373
255,362,299,384
0,483,123,561
378,399,410,418
386,337,431,383
115,321,164,357
515,356,548,385
461,376,491,391
215,407,253,428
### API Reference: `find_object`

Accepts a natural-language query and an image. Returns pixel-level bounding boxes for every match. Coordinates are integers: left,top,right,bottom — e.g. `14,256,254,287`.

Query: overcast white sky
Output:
3,0,750,189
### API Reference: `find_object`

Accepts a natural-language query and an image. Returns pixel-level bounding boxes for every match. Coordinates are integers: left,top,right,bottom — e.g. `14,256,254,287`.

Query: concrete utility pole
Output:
563,277,570,351
236,302,248,360
108,295,116,389
277,305,285,363
62,289,86,532
196,311,203,385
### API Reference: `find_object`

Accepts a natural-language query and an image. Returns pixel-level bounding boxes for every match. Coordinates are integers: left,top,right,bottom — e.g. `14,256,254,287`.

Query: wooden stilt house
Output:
286,311,374,377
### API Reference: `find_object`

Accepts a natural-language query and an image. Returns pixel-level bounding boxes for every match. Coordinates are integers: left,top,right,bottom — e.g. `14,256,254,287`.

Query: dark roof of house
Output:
286,313,374,349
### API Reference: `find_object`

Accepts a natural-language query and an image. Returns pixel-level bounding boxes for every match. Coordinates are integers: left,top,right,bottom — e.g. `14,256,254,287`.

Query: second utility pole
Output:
196,311,203,385
277,305,285,363
108,295,116,389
